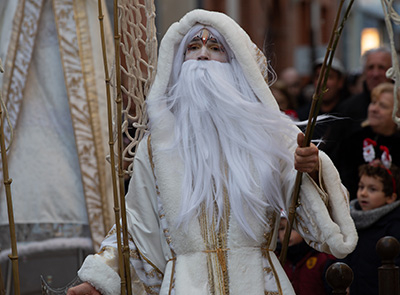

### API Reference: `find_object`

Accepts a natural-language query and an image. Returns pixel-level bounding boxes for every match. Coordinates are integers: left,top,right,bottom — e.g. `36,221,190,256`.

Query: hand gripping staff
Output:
279,0,355,266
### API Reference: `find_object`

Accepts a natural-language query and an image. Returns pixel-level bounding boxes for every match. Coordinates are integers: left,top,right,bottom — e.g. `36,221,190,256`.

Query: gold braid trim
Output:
199,182,230,294
168,251,176,295
53,0,106,249
73,0,111,232
262,212,283,295
203,248,230,274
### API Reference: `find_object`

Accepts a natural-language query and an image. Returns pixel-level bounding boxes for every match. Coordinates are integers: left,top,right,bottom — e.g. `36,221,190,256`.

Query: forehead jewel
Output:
193,28,219,45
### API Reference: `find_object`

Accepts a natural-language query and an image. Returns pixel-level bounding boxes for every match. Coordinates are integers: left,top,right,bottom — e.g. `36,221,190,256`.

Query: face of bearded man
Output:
157,58,296,239
146,25,297,239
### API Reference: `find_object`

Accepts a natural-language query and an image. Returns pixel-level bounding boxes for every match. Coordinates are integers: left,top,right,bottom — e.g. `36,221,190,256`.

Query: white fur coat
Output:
77,9,357,295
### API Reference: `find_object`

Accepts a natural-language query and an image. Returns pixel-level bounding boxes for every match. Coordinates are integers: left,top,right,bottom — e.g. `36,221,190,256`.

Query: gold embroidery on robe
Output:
199,186,230,295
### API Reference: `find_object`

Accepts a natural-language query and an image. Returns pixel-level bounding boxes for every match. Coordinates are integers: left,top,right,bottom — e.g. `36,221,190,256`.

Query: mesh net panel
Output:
113,0,157,176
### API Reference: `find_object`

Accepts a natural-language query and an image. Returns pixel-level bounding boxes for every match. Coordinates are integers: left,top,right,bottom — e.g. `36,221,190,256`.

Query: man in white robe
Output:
68,9,357,295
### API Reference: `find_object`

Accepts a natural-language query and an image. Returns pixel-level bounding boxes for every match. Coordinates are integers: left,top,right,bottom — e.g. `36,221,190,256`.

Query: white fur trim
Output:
174,253,209,294
78,255,121,295
147,9,279,126
228,248,265,294
299,152,358,258
319,152,358,256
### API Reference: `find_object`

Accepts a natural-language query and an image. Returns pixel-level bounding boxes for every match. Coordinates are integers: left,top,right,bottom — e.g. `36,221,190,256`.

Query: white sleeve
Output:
77,135,171,294
285,151,358,258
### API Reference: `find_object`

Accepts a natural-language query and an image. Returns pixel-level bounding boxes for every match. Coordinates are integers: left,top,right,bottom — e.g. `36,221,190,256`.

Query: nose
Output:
197,55,209,60
359,187,367,196
369,103,378,113
197,47,210,60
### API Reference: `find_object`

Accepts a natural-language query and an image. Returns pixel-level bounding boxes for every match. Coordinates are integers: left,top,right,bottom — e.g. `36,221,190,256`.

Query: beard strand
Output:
156,59,296,239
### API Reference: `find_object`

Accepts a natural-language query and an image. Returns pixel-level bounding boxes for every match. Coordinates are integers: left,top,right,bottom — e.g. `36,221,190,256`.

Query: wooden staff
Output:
113,1,133,294
279,0,355,265
0,60,5,295
0,61,20,294
97,2,128,294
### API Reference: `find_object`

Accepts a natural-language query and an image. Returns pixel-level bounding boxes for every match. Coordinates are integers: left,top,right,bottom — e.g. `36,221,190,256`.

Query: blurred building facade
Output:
155,0,400,82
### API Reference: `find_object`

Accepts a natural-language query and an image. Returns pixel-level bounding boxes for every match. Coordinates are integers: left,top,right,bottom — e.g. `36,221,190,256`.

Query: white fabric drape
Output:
0,0,115,256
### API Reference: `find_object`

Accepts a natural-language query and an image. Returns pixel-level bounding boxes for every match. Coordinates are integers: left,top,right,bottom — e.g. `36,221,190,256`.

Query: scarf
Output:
350,199,400,229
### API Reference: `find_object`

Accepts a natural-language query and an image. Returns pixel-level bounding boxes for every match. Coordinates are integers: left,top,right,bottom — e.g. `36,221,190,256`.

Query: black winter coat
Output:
343,202,400,295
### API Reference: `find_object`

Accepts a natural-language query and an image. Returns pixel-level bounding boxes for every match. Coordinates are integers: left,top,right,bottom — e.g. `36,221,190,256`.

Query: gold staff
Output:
0,61,5,295
0,59,20,294
113,0,133,293
280,0,355,265
97,1,128,294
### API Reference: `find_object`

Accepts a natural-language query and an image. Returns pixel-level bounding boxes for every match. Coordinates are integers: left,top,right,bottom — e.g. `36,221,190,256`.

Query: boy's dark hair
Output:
358,162,400,197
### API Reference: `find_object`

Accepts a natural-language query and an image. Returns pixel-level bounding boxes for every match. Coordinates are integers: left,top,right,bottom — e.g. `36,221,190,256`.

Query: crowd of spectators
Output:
275,46,400,294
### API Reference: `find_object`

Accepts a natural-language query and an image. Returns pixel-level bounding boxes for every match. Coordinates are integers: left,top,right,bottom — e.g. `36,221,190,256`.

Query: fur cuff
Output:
318,152,358,258
78,255,121,295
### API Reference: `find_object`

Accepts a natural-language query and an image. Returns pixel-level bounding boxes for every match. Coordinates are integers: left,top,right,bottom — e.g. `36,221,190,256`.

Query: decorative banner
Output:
53,0,110,249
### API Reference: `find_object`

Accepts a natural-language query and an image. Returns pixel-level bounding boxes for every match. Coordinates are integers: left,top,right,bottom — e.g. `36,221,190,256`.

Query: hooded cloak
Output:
77,10,357,295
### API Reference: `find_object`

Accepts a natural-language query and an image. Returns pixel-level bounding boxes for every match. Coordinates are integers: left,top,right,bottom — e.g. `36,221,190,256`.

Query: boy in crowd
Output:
343,159,400,295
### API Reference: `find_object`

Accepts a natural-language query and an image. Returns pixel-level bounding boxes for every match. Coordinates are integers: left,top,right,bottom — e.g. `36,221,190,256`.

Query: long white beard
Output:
149,60,297,239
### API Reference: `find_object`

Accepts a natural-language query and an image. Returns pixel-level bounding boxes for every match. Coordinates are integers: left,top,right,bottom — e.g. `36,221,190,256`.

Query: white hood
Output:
146,9,279,113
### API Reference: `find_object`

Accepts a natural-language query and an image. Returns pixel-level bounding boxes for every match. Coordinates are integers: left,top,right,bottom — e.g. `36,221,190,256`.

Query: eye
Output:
209,45,222,51
213,45,225,53
187,43,201,51
379,102,391,110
